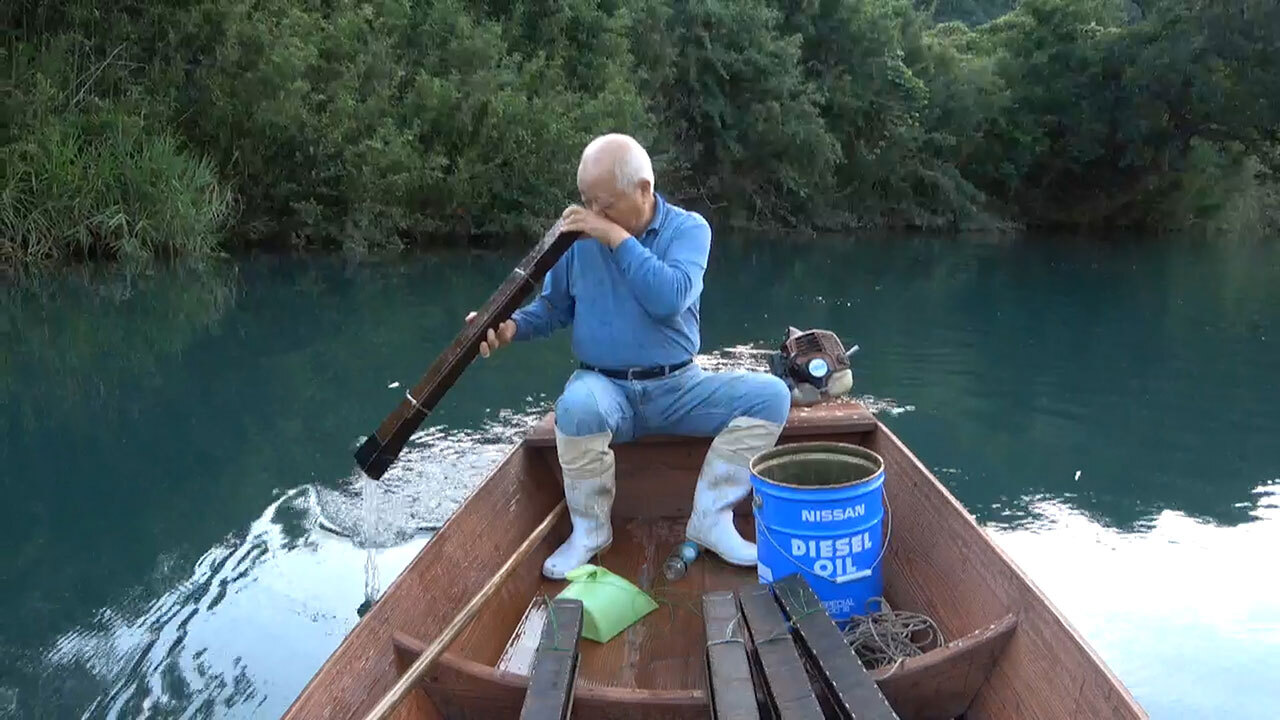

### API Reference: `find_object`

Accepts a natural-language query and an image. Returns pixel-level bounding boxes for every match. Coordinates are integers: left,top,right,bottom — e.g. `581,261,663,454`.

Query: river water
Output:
3,232,1277,718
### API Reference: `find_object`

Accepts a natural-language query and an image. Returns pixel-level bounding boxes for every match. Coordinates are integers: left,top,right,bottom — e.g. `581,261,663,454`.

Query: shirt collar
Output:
641,192,668,239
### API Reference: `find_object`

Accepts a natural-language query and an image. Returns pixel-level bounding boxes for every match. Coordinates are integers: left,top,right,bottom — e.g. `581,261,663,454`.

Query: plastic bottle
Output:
662,540,701,581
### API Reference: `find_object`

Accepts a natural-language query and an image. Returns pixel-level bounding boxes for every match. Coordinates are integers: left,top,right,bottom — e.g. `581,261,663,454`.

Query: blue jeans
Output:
553,362,791,440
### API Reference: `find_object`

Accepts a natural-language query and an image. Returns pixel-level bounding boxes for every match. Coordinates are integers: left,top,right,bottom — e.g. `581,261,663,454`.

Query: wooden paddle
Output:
360,499,568,720
353,220,581,479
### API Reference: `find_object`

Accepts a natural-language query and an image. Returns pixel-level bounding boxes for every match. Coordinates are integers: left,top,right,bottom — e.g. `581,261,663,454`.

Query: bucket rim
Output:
749,441,885,491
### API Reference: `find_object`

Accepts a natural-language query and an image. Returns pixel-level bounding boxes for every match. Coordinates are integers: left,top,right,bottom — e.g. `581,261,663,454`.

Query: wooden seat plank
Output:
702,590,761,720
523,401,876,447
518,597,583,720
771,574,899,720
736,584,825,720
871,613,1019,720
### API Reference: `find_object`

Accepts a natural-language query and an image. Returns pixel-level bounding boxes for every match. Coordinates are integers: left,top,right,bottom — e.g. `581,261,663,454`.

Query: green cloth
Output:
555,564,658,643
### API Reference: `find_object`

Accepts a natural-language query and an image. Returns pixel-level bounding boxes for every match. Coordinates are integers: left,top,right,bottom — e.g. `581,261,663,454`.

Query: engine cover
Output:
766,326,857,406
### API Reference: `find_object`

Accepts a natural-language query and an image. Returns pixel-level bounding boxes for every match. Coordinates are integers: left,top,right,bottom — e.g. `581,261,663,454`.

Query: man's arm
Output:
511,251,574,340
610,215,710,320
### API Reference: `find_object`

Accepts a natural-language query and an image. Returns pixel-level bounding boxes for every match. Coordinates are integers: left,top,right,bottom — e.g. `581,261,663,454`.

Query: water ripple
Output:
23,410,538,719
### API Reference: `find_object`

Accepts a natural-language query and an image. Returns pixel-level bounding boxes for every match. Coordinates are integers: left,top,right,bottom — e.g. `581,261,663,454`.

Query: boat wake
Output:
310,408,547,549
17,410,548,720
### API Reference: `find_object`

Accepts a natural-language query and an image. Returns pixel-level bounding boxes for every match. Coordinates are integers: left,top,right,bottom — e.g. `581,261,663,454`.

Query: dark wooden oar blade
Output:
354,221,581,479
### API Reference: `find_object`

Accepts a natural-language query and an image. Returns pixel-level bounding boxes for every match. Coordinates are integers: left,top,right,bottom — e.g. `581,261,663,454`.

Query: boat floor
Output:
460,512,926,694
495,516,757,691
397,504,1026,720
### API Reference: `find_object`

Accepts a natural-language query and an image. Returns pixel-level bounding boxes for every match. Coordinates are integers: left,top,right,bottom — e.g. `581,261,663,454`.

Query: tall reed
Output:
2,40,233,268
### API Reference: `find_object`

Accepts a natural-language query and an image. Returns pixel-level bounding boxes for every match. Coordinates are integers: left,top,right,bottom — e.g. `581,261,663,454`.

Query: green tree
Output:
783,0,990,228
4,0,1278,268
968,0,1279,228
647,0,841,226
919,0,1018,25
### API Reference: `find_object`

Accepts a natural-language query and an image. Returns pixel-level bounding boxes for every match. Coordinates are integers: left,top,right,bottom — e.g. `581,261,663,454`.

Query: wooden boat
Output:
284,400,1147,719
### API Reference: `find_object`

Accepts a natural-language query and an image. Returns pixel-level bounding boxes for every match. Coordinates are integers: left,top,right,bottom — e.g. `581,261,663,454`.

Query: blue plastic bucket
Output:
749,442,887,624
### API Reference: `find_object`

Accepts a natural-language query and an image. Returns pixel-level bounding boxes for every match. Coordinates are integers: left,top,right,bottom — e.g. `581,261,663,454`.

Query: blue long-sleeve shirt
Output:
511,193,710,369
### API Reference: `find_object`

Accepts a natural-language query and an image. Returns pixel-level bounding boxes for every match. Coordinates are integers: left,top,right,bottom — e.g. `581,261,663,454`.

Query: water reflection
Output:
991,479,1280,720
1,261,239,439
709,232,1279,532
2,232,1277,718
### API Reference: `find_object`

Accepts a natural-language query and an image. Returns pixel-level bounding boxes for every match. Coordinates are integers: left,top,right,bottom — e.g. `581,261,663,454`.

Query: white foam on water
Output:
855,395,915,416
694,345,774,372
313,407,547,550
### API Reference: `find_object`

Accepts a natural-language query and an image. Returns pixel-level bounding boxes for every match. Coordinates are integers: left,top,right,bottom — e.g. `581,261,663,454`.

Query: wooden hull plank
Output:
771,573,899,720
518,598,583,720
703,590,761,720
737,583,825,720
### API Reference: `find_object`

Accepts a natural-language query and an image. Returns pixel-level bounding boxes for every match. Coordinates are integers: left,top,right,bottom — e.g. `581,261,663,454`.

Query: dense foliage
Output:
3,0,1276,265
921,0,1018,25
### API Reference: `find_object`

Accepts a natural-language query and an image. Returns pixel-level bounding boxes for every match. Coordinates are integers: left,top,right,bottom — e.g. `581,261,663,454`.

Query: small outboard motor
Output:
767,326,858,406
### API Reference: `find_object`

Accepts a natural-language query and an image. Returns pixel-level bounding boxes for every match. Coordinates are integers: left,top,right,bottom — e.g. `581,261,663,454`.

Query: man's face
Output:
579,167,652,237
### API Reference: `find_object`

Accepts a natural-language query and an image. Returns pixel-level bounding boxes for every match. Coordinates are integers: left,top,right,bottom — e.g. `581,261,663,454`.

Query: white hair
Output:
578,133,654,191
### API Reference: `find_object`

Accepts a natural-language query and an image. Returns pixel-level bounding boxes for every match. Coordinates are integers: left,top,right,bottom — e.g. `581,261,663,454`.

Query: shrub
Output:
2,39,232,267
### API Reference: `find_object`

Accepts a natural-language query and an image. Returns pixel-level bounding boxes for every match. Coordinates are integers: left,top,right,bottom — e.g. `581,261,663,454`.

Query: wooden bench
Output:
521,401,879,520
703,590,761,720
736,582,825,719
522,401,878,448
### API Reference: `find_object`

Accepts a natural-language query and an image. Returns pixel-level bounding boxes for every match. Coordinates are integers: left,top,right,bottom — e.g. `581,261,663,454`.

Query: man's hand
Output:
561,205,630,249
465,311,517,358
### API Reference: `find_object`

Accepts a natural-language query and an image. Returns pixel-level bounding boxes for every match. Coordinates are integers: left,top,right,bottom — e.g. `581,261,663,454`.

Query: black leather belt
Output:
579,359,693,380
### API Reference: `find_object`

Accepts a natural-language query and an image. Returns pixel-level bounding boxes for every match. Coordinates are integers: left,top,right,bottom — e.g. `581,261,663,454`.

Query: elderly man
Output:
468,133,791,579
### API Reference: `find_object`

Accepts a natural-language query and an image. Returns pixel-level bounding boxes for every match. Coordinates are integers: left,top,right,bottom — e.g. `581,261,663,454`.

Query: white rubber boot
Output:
543,428,615,580
686,416,784,566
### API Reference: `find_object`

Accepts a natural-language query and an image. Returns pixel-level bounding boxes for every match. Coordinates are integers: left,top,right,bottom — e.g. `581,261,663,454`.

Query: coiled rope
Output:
841,596,944,673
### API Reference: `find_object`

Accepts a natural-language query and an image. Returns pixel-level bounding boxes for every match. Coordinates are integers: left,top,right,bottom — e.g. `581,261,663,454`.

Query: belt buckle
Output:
626,367,641,380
